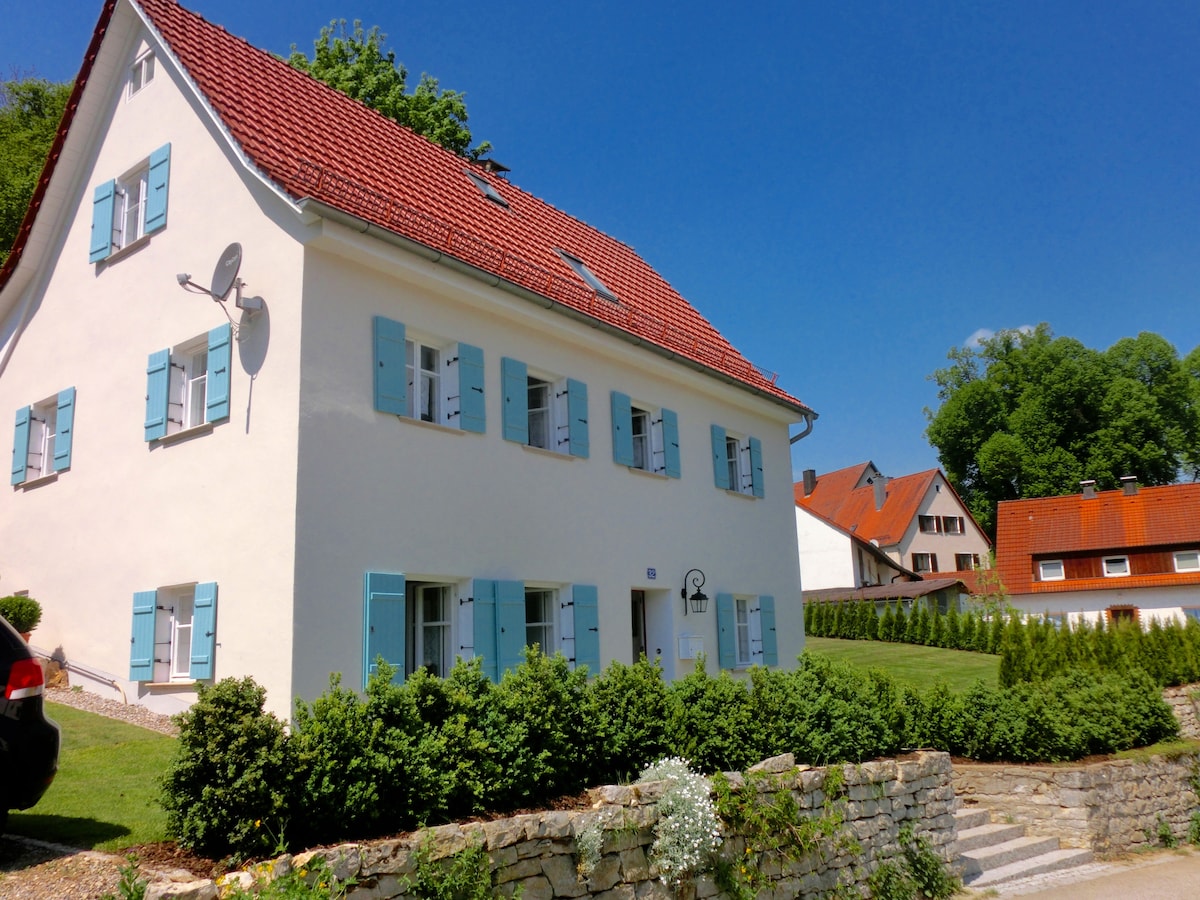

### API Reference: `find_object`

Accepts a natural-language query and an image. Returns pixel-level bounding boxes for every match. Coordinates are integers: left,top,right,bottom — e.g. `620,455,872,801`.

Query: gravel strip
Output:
44,688,179,736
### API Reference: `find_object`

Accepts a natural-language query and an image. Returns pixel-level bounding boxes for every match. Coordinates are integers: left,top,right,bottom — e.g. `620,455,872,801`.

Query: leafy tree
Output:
288,20,490,159
926,325,1200,534
0,77,72,265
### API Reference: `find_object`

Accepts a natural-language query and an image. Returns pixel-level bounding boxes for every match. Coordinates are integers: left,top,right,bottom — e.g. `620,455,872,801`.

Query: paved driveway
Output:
970,847,1200,899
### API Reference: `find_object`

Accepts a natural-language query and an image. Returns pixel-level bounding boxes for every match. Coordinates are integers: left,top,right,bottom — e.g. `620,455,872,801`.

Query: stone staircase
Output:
953,805,1094,888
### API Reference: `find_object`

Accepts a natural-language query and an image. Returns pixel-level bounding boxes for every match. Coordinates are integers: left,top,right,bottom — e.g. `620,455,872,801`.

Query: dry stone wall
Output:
146,751,956,900
1162,684,1200,740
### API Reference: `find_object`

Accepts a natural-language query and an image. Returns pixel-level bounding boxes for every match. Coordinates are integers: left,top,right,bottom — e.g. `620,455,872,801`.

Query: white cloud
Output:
962,324,1034,348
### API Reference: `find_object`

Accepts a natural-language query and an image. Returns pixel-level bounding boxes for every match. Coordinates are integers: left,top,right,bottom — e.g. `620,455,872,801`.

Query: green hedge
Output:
162,649,1178,858
806,599,1003,654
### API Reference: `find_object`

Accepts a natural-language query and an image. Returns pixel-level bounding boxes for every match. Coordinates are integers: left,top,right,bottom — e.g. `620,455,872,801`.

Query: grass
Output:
8,702,176,850
804,636,1000,693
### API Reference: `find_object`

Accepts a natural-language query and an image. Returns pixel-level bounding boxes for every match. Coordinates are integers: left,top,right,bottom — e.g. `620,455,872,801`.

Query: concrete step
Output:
953,806,993,831
958,835,1063,878
966,847,1095,887
954,821,1028,853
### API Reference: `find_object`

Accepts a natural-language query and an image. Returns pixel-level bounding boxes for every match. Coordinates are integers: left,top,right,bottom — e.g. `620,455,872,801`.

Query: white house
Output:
0,0,816,717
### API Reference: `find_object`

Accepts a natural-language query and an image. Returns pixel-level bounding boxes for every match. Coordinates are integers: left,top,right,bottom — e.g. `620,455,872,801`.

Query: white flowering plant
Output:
639,756,723,885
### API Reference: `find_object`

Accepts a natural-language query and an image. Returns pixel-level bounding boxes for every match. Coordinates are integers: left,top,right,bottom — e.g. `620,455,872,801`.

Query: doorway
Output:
631,590,647,662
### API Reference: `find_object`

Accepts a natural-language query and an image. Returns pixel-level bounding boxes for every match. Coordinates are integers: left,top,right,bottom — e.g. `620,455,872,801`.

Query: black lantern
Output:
681,568,709,615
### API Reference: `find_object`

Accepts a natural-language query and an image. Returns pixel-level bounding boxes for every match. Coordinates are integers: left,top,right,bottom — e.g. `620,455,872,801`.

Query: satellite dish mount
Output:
176,242,263,313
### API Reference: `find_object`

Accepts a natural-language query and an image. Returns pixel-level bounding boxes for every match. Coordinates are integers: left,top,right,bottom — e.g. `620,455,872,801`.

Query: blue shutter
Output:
206,324,232,422
566,378,589,458
749,436,764,498
144,349,170,441
190,582,218,680
711,425,729,489
501,357,528,443
661,408,681,478
572,584,600,675
472,579,498,681
373,316,408,416
497,580,526,676
53,388,76,472
364,571,406,687
759,595,778,666
716,593,736,670
144,143,171,234
129,590,157,681
11,406,31,485
610,391,633,466
89,180,115,262
458,343,486,433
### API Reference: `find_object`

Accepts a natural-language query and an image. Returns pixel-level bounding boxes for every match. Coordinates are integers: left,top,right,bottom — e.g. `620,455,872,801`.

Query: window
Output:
373,317,485,433
942,516,965,535
611,392,679,477
128,50,155,97
1175,551,1200,573
912,553,938,574
1038,560,1065,581
710,425,762,496
919,515,963,535
919,515,940,534
1107,605,1138,624
556,250,618,303
1183,609,1200,623
716,593,777,669
502,357,589,456
464,170,508,208
144,324,231,440
955,553,982,571
129,582,217,683
411,583,453,678
525,588,556,653
90,143,170,262
10,388,74,485
1103,556,1130,578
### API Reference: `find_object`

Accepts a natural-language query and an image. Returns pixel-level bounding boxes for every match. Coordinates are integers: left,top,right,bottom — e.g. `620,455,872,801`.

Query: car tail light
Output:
6,657,45,700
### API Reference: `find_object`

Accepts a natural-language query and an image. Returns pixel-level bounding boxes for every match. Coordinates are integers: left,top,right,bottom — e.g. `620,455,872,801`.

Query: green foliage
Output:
287,20,488,159
400,833,497,900
667,659,762,772
899,825,960,899
0,594,42,633
99,856,147,900
926,325,1200,535
160,677,295,858
0,78,71,265
223,858,356,899
1156,814,1178,848
867,861,916,900
582,656,672,783
1188,810,1200,846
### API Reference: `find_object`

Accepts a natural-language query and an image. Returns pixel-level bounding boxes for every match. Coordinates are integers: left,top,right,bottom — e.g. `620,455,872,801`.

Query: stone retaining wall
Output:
147,751,955,900
953,751,1200,853
1163,684,1200,740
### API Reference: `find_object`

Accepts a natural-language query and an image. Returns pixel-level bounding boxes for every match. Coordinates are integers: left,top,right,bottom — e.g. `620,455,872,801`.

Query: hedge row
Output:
805,598,1003,654
161,650,1177,858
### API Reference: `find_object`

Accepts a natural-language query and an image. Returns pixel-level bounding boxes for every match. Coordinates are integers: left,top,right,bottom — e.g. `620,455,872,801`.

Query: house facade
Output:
994,480,1200,625
1,0,815,717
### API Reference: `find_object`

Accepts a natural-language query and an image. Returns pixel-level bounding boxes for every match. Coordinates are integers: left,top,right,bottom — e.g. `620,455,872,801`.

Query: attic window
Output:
465,171,508,208
129,50,155,97
556,250,619,304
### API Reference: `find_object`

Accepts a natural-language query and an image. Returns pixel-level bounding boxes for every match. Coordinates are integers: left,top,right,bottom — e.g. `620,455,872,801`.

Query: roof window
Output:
464,171,508,208
556,250,618,303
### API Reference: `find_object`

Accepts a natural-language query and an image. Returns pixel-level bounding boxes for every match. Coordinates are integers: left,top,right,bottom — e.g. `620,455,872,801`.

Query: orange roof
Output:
795,464,943,547
995,483,1200,595
1,0,811,416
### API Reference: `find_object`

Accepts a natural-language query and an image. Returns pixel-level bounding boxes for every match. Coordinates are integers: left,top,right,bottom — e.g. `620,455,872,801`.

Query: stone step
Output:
953,806,993,831
954,821,1028,853
966,847,1095,887
958,835,1063,877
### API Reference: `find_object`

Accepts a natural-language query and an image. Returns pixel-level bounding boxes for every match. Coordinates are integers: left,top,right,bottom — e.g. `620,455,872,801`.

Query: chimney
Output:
870,475,888,510
802,469,817,497
1081,479,1097,499
1121,475,1138,496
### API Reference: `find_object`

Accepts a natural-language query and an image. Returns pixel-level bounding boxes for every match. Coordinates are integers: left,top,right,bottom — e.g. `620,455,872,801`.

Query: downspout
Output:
790,410,818,443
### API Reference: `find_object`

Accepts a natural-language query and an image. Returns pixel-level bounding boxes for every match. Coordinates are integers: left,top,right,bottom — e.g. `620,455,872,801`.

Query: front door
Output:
631,590,647,662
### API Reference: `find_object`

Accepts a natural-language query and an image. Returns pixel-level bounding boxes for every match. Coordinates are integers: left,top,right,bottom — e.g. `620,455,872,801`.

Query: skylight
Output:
464,170,508,208
556,250,618,303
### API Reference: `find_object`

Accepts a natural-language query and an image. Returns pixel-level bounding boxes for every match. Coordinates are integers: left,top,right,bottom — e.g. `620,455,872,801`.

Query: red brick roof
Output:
795,464,942,547
2,0,811,415
995,483,1200,595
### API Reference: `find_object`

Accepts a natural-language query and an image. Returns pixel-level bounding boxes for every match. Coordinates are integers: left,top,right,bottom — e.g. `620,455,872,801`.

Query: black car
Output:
0,616,60,831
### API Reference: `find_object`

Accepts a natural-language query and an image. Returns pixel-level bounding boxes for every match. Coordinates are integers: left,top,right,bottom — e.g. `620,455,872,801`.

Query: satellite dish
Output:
210,242,242,302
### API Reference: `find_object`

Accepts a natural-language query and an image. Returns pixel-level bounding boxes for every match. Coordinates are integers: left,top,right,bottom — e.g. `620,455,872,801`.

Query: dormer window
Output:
465,171,508,208
556,250,618,303
1103,556,1130,578
129,50,155,98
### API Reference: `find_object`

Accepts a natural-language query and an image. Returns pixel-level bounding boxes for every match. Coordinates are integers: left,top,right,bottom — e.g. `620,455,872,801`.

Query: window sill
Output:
521,443,578,460
153,422,215,446
390,415,467,436
145,681,199,689
97,233,152,267
722,488,759,500
14,472,59,491
626,465,669,479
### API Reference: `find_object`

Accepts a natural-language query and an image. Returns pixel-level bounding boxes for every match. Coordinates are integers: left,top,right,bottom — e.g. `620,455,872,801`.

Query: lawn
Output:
8,702,176,850
804,636,999,693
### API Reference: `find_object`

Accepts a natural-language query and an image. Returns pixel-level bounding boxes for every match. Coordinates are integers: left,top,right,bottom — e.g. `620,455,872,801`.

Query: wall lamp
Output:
681,568,709,616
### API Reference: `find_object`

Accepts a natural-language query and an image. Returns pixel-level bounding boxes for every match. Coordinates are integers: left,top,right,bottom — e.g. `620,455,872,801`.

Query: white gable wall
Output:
894,474,990,572
794,506,855,590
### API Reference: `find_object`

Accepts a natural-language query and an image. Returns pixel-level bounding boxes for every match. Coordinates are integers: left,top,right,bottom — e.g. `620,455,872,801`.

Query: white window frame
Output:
724,430,755,495
405,338,442,424
912,552,936,574
1175,551,1200,573
1103,556,1130,578
128,49,155,98
525,587,557,654
167,336,209,435
734,595,764,668
630,404,667,473
154,584,196,684
409,582,454,679
1039,559,1065,581
955,553,982,571
942,516,965,535
918,515,941,534
111,163,149,253
24,396,58,481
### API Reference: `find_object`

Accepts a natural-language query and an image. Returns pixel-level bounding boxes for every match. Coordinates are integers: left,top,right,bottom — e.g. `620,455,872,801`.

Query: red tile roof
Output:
2,0,811,415
995,483,1200,595
795,464,942,547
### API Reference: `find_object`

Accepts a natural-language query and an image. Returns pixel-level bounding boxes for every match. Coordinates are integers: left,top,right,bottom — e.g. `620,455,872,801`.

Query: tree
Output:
288,20,490,160
926,324,1200,534
0,77,72,265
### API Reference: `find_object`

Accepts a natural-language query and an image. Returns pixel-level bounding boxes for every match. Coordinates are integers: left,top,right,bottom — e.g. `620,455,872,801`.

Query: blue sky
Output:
8,1,1200,482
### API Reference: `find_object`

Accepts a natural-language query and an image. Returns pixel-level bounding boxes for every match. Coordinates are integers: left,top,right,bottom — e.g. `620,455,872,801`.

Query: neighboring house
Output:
0,0,816,717
994,479,1200,626
795,462,991,582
